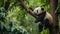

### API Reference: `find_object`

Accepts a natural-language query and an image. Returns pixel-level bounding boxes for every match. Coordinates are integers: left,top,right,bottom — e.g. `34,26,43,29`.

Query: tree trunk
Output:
50,0,59,34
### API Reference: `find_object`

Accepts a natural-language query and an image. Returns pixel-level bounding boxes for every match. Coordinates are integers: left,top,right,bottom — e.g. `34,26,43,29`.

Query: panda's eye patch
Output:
37,10,38,13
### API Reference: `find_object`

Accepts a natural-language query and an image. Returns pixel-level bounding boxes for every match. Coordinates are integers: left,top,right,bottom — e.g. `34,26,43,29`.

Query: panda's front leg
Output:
35,17,40,23
35,19,40,23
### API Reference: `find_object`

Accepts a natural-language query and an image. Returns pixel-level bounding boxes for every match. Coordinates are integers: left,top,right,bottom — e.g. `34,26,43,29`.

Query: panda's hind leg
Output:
44,19,50,29
38,23,44,32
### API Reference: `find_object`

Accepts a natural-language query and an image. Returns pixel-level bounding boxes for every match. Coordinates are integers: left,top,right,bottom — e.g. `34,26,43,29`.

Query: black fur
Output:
38,19,50,32
41,8,44,11
35,11,51,32
35,11,46,23
44,19,50,29
35,11,46,32
38,24,43,32
34,7,52,32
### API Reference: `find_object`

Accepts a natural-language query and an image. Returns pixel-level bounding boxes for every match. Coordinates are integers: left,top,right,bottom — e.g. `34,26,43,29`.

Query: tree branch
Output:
18,0,37,18
4,0,10,10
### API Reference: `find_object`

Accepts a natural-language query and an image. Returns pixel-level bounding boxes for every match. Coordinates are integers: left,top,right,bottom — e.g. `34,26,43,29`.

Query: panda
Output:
33,7,54,32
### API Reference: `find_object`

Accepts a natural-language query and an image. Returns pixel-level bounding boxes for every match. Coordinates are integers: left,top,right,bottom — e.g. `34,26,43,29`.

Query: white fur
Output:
44,12,53,25
34,7,43,14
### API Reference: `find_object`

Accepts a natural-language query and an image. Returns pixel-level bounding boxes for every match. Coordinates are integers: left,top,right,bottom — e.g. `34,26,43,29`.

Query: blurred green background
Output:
0,0,60,34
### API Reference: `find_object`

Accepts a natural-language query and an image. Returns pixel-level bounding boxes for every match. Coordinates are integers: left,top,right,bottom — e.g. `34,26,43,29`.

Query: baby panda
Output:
33,7,54,32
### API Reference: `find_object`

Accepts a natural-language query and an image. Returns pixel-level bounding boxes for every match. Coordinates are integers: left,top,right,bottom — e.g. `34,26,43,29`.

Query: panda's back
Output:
44,12,54,25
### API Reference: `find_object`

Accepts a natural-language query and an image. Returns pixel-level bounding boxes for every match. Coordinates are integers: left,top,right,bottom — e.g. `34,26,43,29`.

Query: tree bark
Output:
50,0,59,34
18,0,37,18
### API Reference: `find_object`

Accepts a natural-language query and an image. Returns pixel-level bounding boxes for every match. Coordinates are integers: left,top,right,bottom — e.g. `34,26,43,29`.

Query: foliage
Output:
0,0,60,34
25,0,50,11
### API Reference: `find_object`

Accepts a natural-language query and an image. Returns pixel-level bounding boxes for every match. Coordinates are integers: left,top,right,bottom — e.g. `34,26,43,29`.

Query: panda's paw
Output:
35,19,40,23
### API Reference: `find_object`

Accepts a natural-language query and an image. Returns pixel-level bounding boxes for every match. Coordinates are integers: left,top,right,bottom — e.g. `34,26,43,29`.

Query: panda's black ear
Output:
41,8,44,11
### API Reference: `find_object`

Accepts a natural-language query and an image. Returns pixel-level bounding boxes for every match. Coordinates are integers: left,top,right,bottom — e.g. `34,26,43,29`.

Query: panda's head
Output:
33,7,44,15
